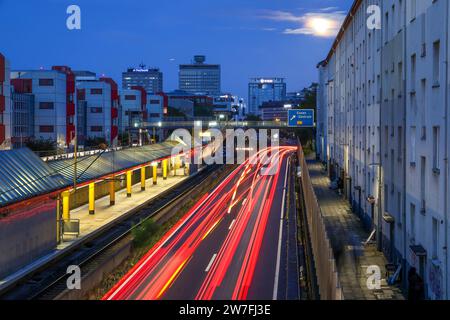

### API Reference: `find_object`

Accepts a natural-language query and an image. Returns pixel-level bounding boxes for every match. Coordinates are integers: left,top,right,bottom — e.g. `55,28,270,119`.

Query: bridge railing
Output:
142,120,291,128
297,139,343,300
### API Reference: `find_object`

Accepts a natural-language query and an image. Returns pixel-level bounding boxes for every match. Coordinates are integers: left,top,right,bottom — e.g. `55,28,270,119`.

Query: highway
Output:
103,145,297,300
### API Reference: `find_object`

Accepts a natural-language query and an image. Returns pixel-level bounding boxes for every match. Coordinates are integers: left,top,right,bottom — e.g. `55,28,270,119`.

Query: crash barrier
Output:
297,140,343,300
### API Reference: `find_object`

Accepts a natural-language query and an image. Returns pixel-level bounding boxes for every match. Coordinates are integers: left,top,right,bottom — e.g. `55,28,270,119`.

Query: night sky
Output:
0,0,354,98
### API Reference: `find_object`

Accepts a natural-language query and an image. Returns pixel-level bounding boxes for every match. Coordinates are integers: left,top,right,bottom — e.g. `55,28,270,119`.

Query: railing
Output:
142,120,292,128
297,139,343,300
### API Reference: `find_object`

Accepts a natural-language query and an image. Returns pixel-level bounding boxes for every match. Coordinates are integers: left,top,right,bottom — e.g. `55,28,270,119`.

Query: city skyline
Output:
0,0,353,99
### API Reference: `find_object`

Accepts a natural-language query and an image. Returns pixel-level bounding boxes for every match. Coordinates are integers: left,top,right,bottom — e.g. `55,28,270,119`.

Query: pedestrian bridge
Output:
142,120,315,130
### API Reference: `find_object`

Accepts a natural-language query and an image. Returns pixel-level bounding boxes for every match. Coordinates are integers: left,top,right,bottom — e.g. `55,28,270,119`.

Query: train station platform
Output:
306,157,404,300
0,169,186,292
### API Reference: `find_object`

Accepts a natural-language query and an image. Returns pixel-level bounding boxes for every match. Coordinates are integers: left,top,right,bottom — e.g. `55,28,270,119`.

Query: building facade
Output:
76,77,119,146
10,66,76,150
248,78,286,116
0,53,11,150
10,85,35,148
317,0,450,299
179,55,221,95
122,65,163,94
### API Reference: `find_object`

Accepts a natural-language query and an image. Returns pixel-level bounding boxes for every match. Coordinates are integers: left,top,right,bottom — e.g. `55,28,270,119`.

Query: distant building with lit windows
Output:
179,55,221,95
248,77,286,116
122,64,163,94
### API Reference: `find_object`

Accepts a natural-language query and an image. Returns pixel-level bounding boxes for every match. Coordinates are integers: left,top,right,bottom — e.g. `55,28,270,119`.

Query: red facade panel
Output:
0,124,5,145
11,79,32,93
0,96,4,113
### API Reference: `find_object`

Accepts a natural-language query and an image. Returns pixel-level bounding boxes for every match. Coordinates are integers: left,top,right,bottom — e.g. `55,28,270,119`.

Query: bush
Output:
132,219,160,248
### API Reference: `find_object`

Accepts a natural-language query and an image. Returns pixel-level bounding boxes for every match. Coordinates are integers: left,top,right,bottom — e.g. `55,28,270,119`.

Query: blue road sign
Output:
288,109,315,127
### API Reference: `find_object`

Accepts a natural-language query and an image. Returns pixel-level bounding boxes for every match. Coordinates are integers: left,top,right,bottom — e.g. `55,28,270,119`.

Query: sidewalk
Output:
306,158,404,300
0,169,187,291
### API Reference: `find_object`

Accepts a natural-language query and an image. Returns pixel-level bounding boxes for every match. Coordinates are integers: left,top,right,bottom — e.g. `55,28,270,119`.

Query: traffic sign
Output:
288,109,315,127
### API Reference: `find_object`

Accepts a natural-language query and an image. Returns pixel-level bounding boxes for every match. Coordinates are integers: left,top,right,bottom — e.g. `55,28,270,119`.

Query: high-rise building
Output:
0,53,11,150
179,55,221,95
248,78,286,116
316,0,450,300
122,64,163,94
10,66,76,150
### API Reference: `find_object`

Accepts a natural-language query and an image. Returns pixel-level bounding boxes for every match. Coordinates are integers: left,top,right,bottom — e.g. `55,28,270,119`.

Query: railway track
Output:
0,164,222,300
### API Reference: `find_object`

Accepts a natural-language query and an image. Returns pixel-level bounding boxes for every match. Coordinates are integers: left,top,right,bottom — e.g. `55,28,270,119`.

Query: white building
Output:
76,77,119,146
317,0,450,299
0,53,11,150
10,66,76,150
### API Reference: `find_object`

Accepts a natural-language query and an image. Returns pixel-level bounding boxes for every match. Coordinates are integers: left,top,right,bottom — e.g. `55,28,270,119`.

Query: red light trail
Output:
103,146,297,300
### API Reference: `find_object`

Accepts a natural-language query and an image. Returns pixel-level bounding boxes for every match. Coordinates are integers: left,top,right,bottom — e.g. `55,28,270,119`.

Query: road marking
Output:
205,254,217,272
273,157,290,300
229,219,236,230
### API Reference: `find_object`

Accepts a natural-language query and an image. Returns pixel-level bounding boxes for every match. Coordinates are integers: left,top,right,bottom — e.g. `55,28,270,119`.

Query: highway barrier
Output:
297,140,343,300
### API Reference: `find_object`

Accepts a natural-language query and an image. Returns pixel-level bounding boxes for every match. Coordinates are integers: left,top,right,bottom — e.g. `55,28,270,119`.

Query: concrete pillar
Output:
62,190,70,221
162,159,168,180
109,179,115,205
141,166,146,191
89,183,95,215
152,164,157,185
126,170,132,197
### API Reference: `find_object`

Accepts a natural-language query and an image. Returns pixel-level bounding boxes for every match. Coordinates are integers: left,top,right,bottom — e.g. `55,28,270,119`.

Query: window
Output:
433,41,440,85
410,203,416,242
90,126,103,132
39,78,54,86
125,95,136,100
410,126,416,165
410,54,416,91
433,126,440,172
398,126,403,162
420,156,426,213
410,0,416,21
90,88,103,95
90,107,103,113
39,125,54,133
432,217,439,259
39,102,54,109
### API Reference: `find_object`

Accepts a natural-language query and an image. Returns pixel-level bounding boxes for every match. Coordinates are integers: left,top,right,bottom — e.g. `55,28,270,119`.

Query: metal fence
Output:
297,140,343,300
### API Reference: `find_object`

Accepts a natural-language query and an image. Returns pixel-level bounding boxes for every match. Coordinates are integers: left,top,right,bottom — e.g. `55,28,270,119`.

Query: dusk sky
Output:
0,0,354,98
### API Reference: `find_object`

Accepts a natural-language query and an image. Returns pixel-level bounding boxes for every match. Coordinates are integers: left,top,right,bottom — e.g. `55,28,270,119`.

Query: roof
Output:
319,0,362,67
0,148,67,207
0,141,182,208
47,141,180,184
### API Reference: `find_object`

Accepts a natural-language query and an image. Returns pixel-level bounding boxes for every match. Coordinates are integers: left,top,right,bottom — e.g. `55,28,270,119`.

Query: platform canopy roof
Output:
0,140,182,208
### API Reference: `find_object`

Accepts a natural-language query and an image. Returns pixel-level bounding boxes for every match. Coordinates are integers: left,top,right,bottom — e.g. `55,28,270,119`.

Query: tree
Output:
26,139,57,157
245,114,262,121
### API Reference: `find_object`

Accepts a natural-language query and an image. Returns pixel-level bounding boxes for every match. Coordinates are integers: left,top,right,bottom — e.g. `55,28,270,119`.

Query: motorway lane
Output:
103,146,297,300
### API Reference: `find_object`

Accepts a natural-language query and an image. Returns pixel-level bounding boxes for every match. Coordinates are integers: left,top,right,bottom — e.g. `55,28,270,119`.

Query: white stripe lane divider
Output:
272,156,290,300
205,254,217,272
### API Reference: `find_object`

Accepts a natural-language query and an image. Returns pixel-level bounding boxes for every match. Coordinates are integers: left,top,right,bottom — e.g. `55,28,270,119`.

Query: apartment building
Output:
317,0,450,299
0,53,11,150
76,77,119,147
10,66,76,150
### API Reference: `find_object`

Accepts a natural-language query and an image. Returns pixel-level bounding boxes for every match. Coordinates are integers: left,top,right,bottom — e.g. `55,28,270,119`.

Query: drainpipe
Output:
444,0,449,300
